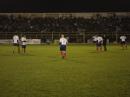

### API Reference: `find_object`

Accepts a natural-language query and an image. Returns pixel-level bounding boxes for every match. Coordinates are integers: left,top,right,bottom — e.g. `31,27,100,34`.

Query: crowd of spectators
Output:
0,14,130,33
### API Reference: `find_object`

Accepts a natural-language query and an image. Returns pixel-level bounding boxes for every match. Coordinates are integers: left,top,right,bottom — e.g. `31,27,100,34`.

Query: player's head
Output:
14,34,18,36
61,34,64,38
22,35,26,37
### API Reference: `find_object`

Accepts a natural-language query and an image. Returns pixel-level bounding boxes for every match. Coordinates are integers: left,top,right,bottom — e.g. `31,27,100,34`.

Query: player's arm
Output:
13,36,15,43
120,37,122,40
13,39,14,43
17,40,19,43
101,38,103,44
18,40,21,45
125,37,127,40
66,40,68,45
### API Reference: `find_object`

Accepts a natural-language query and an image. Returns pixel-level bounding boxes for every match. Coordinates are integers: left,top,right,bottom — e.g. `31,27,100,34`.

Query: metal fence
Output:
0,31,130,43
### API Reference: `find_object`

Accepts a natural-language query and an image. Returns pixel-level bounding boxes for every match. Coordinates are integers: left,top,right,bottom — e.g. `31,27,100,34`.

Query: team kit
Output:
13,34,127,59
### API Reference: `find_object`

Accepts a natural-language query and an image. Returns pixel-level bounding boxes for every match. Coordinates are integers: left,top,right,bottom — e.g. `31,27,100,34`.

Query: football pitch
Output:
0,44,130,97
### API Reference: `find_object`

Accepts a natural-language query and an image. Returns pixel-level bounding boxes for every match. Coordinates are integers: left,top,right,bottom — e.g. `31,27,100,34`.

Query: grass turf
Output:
0,45,130,97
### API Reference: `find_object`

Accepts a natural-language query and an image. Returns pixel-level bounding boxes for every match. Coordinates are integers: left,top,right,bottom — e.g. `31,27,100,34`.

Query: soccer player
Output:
21,35,27,53
92,35,98,43
103,34,107,51
59,34,68,59
96,35,103,51
120,35,127,50
13,34,20,53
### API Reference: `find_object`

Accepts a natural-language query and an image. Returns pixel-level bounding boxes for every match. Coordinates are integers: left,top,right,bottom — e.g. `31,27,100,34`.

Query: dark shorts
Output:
96,42,102,47
60,45,66,51
93,41,96,43
121,41,126,45
22,45,26,48
13,43,19,46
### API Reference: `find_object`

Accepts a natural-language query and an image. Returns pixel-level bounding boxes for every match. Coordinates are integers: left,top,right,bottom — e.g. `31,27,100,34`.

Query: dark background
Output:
0,0,130,12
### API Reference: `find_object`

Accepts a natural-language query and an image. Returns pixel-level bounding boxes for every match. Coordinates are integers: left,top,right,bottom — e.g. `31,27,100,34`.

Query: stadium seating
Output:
0,14,130,42
0,14,130,32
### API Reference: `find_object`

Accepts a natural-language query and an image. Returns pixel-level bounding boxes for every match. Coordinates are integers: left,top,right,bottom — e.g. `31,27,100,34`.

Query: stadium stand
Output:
0,13,130,43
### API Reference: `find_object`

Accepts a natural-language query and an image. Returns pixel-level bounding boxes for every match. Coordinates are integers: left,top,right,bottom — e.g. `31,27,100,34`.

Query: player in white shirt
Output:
13,34,20,53
120,35,127,50
92,35,98,43
59,34,68,59
21,35,27,53
96,35,103,51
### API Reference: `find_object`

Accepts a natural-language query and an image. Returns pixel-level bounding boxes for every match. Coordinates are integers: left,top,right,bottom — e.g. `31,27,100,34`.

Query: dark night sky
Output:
0,0,130,12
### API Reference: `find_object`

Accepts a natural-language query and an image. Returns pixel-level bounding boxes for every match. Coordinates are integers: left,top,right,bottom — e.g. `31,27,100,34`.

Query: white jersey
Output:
59,37,68,45
21,37,27,45
92,36,98,42
96,36,103,43
120,36,126,42
13,35,19,44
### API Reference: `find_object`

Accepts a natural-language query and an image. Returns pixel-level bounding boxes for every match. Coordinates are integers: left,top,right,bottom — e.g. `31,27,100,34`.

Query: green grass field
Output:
0,45,130,97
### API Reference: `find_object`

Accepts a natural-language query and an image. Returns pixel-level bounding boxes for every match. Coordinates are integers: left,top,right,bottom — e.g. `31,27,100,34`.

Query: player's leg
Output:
100,46,102,51
121,42,124,50
99,46,101,51
18,44,20,53
22,46,24,53
97,43,101,51
125,42,127,49
64,51,66,58
60,45,62,57
99,42,102,51
13,45,15,53
24,45,26,53
23,48,25,53
103,45,105,51
60,45,64,58
96,43,98,51
63,46,67,58
13,44,17,53
22,47,24,53
125,44,127,49
122,42,125,50
62,51,66,59
61,51,64,59
105,45,107,51
96,46,98,51
103,44,107,51
61,51,66,59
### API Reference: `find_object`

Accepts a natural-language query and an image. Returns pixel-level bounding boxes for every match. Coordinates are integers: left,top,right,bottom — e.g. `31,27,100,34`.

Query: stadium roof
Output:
0,0,130,12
